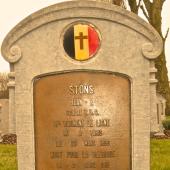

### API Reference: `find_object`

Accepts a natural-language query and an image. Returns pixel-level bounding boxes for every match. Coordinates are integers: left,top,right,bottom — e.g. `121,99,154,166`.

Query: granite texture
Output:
1,1,163,170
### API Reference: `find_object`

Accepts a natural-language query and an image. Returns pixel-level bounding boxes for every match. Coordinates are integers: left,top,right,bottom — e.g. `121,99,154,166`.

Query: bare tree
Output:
127,0,142,14
127,0,170,115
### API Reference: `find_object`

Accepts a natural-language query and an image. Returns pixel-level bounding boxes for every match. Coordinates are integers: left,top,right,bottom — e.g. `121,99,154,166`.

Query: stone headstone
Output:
1,1,162,170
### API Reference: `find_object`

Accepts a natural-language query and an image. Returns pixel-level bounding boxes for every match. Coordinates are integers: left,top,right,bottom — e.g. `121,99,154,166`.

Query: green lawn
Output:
151,139,170,170
0,144,17,170
0,140,170,170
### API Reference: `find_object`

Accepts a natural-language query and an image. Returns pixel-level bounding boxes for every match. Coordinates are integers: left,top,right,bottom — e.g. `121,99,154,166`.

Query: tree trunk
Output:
127,0,139,14
149,0,170,114
128,0,170,115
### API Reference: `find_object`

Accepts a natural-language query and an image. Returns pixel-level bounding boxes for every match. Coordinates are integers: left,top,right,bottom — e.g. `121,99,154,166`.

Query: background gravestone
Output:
0,99,9,134
1,1,162,170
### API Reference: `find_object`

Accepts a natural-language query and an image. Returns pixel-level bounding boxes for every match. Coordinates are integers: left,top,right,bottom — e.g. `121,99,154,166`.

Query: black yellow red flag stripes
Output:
74,24,89,60
64,24,100,61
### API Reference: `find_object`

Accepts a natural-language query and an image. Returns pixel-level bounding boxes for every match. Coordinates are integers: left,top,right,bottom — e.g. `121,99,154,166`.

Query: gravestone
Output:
0,99,9,134
1,1,162,170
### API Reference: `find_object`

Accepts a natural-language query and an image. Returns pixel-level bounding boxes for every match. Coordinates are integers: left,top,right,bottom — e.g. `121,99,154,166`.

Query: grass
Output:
166,116,170,121
151,139,170,170
0,140,170,170
0,144,17,170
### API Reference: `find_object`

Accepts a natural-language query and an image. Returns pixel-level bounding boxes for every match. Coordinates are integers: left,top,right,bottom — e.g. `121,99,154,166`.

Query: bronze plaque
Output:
34,71,131,170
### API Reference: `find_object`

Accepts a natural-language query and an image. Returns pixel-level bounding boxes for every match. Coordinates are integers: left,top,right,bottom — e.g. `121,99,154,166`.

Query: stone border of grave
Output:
0,133,17,144
164,130,170,137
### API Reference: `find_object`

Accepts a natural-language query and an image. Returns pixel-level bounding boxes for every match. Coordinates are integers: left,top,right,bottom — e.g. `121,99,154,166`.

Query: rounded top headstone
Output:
75,0,112,3
1,0,163,63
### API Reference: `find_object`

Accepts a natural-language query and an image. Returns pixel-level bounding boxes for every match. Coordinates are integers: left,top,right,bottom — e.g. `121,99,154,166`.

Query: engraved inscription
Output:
34,72,130,170
69,84,94,95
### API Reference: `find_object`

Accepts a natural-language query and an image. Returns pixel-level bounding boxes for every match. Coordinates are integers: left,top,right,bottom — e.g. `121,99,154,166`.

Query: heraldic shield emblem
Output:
63,23,101,61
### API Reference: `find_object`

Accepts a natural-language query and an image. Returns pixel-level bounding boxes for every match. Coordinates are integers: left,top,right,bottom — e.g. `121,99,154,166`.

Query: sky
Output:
0,0,170,78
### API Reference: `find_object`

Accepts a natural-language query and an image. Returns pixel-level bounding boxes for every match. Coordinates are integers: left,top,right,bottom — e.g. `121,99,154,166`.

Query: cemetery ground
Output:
0,144,17,170
0,139,170,170
151,139,170,170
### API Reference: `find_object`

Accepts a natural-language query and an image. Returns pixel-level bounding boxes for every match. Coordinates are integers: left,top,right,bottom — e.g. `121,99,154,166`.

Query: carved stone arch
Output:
1,1,162,63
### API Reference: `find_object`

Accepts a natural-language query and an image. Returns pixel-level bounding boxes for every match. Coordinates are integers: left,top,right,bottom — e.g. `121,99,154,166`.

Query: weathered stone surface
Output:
1,1,162,170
